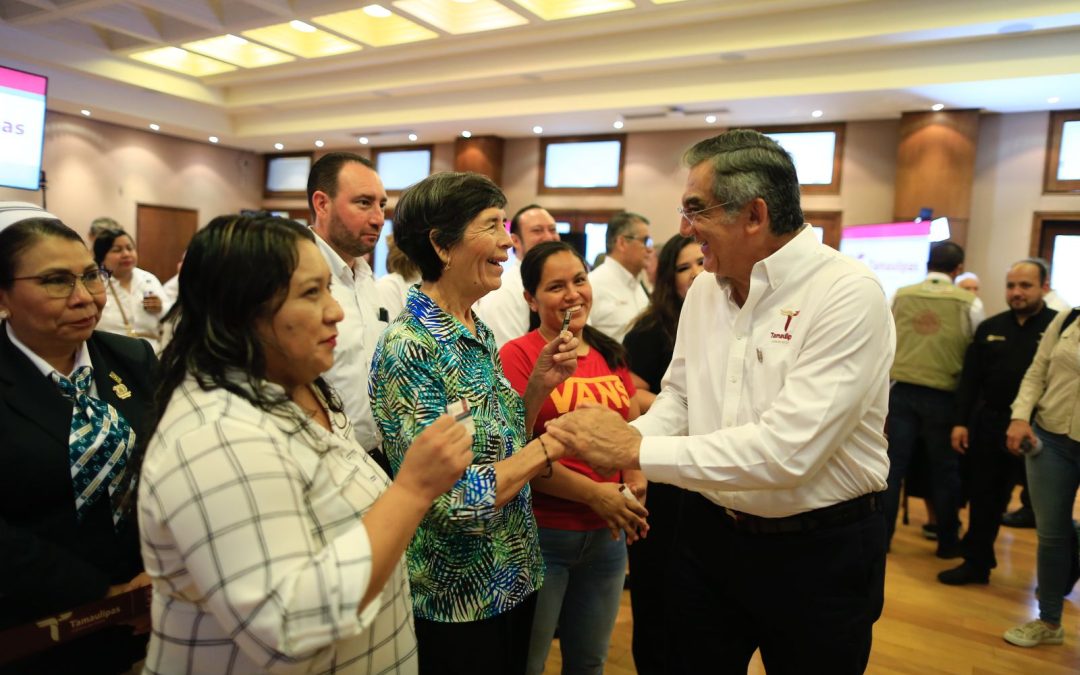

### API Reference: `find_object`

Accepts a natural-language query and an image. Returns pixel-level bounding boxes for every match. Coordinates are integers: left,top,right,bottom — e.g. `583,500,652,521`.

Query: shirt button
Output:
736,335,744,341
729,376,738,383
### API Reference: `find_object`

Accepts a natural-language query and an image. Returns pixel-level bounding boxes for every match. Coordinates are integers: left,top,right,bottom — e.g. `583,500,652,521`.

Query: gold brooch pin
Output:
109,372,132,399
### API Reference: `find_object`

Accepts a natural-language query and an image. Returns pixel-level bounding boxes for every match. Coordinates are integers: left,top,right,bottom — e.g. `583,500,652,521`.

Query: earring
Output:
444,257,452,271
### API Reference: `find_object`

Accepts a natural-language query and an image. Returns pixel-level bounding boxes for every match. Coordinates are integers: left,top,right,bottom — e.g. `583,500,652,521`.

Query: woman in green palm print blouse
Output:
370,172,579,675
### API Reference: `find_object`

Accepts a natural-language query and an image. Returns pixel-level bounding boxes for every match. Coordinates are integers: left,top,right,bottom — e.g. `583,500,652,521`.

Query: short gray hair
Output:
605,211,649,253
683,129,803,236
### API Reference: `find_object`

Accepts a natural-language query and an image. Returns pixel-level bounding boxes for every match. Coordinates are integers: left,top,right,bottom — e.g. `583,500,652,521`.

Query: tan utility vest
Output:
890,277,975,392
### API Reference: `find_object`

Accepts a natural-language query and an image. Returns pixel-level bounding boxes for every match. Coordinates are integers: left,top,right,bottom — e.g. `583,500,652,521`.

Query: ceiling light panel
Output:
242,22,363,59
392,0,528,35
129,46,237,76
313,8,438,47
182,35,295,69
508,0,634,21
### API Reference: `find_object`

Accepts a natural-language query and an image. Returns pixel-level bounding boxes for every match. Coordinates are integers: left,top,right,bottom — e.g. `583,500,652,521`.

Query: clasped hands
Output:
545,404,642,477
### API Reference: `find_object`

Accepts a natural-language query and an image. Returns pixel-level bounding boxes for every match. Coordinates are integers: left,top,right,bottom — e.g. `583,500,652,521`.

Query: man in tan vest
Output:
883,241,982,558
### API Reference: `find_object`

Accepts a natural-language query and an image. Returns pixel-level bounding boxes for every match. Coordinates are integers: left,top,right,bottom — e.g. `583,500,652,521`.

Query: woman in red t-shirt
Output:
500,240,649,675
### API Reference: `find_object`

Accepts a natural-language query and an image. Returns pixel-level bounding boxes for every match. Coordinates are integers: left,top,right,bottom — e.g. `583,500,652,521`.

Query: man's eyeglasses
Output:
9,269,111,299
677,202,729,227
623,235,653,249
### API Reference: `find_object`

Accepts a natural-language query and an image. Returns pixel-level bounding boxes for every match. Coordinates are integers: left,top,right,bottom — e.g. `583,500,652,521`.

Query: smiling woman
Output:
371,172,582,675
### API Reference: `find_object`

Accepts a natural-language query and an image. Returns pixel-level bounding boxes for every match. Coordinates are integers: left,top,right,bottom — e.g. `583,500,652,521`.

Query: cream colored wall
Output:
969,111,1080,317
0,111,262,238
501,120,899,245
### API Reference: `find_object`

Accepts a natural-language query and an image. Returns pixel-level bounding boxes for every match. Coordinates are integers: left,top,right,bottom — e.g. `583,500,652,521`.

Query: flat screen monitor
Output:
839,221,931,300
0,65,48,191
264,153,312,196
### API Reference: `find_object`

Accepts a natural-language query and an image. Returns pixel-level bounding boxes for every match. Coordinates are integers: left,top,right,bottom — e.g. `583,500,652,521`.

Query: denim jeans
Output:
883,382,961,549
1027,426,1080,624
525,527,627,675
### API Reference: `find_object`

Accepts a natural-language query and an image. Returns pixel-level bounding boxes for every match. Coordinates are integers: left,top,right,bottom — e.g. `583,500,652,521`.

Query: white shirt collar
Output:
311,229,358,284
6,322,92,379
602,256,639,287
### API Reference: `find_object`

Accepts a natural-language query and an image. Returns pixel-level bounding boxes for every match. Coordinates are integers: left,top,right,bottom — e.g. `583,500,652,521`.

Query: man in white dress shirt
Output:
474,204,560,347
547,130,894,674
587,211,652,342
307,152,392,472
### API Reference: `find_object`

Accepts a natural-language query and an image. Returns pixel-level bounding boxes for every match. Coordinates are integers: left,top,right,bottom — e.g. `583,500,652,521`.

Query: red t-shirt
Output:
500,330,636,531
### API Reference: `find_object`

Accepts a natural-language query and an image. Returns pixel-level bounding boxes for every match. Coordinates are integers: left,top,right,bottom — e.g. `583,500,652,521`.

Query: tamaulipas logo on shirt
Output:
771,308,800,342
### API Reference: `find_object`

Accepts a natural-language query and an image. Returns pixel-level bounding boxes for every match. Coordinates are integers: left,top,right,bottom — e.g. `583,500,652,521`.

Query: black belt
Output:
717,492,883,535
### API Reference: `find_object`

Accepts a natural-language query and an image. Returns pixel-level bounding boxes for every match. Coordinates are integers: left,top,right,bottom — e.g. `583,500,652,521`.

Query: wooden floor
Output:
543,489,1080,674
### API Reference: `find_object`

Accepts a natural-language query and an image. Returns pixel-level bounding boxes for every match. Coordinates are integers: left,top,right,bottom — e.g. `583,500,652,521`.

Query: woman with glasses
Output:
0,217,156,673
93,228,171,350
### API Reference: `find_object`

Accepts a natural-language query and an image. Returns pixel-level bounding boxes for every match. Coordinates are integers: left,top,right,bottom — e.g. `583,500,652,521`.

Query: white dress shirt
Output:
96,267,170,348
588,257,650,343
374,271,420,324
139,377,416,674
313,232,388,452
475,256,531,348
633,226,896,518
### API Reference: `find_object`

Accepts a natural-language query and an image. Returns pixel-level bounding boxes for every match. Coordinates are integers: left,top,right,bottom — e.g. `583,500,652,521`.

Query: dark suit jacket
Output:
0,329,157,672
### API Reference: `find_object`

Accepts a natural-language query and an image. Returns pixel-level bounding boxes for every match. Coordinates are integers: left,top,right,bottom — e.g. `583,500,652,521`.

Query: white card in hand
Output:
446,398,475,436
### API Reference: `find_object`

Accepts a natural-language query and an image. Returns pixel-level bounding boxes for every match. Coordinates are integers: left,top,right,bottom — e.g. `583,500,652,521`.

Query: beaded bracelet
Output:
537,435,554,479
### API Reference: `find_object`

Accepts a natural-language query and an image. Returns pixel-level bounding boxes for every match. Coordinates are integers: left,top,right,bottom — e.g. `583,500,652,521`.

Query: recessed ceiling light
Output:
532,125,543,134
290,20,316,33
149,123,160,131
358,136,369,145
81,109,91,116
613,120,624,130
931,103,945,111
274,142,284,150
362,4,392,18
408,133,418,142
208,136,219,143
461,130,472,138
811,110,824,118
314,139,325,148
1048,96,1061,104
705,114,717,124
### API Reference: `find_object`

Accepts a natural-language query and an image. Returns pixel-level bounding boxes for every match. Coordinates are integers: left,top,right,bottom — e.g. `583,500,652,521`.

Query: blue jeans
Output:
1028,426,1080,624
525,527,627,675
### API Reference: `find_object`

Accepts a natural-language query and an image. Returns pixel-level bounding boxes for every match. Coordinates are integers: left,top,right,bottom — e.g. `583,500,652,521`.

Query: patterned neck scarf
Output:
52,366,136,528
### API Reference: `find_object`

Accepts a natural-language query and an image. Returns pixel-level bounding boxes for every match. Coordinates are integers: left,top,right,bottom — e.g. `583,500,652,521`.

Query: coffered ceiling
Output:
1,0,1078,151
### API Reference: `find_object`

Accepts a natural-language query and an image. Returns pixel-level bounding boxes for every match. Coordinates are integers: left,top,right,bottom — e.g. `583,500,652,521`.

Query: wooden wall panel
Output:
454,136,504,185
893,110,980,246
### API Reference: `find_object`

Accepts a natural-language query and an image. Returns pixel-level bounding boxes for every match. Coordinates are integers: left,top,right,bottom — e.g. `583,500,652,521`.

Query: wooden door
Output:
136,204,198,283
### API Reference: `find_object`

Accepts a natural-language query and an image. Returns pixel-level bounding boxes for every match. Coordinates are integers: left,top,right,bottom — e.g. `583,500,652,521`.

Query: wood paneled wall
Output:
893,110,980,246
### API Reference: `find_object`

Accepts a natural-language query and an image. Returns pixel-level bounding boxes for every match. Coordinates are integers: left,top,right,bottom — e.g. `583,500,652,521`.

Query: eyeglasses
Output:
623,235,653,249
677,201,729,227
9,268,111,298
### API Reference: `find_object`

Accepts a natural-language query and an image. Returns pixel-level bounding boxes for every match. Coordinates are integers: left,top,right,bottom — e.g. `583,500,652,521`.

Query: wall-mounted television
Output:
263,152,312,198
0,65,48,191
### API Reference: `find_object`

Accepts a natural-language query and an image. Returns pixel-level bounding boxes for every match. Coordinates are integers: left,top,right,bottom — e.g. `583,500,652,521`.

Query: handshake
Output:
545,405,643,476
